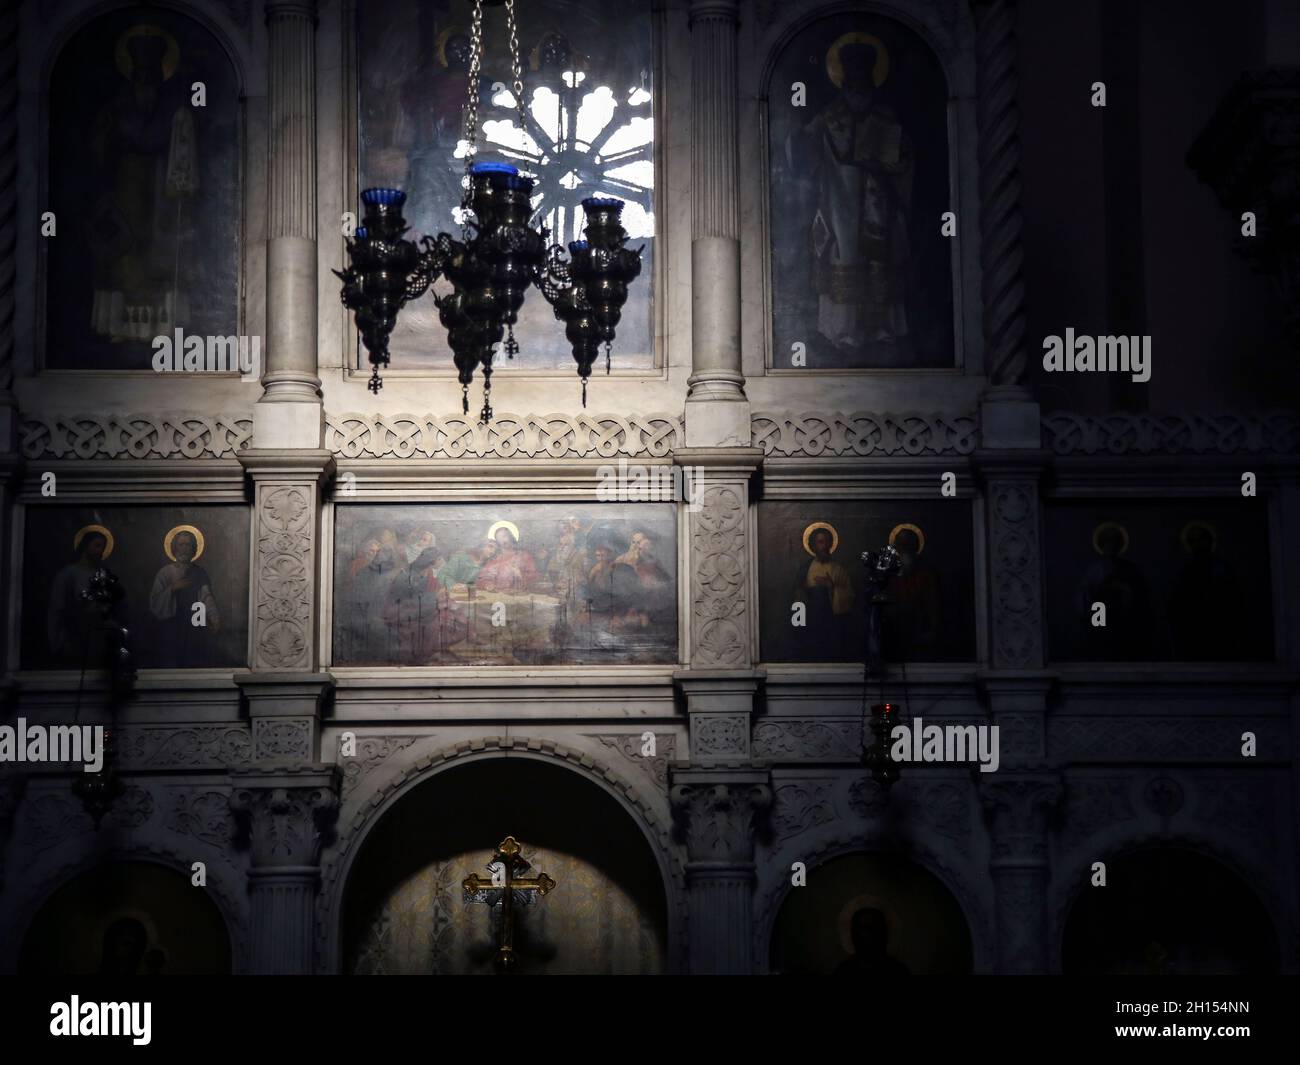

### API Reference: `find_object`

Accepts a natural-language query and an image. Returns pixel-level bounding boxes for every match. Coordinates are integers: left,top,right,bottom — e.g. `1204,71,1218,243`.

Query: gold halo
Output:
73,524,114,559
1091,521,1130,556
837,893,902,955
164,524,205,562
435,26,467,69
826,32,890,90
802,521,839,556
1180,520,1218,556
529,28,575,72
487,519,521,543
92,906,162,965
114,25,181,83
888,522,926,555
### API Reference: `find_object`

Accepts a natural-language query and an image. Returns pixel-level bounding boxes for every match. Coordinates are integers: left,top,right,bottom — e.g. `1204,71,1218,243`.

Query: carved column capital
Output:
979,772,1062,864
229,768,339,869
670,769,771,866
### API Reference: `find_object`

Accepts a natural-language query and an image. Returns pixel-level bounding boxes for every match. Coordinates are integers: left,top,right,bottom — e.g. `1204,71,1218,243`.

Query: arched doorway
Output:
341,757,669,974
1062,847,1279,974
19,860,232,975
770,852,974,975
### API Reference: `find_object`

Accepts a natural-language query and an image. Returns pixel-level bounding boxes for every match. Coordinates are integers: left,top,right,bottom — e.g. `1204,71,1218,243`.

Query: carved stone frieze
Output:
591,733,678,791
253,484,314,670
116,725,253,769
327,411,683,459
752,720,861,761
1042,411,1299,455
752,411,977,458
340,735,419,796
20,413,252,459
252,718,313,761
690,484,748,668
166,789,237,848
987,479,1042,668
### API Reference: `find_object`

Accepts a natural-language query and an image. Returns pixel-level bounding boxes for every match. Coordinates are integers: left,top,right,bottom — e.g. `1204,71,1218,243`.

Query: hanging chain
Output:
461,0,487,230
505,0,528,144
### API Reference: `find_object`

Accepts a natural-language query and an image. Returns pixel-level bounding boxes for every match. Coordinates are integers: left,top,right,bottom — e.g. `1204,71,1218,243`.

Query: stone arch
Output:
1050,830,1293,974
3,840,248,974
318,735,687,974
754,824,994,973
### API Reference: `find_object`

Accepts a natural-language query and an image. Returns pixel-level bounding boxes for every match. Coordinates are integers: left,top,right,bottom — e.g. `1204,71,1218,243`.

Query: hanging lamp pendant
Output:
335,0,643,423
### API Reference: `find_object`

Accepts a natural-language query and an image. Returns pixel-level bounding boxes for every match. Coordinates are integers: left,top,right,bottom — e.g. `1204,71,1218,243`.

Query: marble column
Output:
258,0,323,449
669,770,771,974
685,0,748,447
671,448,769,972
980,774,1061,973
674,449,765,757
230,768,339,974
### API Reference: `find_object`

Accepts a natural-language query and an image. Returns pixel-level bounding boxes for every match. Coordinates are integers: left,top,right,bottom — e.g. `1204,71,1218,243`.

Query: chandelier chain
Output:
462,0,487,228
505,0,528,140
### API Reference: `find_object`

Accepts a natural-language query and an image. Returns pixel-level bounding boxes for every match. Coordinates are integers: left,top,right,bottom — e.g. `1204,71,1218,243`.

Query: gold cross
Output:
463,836,556,972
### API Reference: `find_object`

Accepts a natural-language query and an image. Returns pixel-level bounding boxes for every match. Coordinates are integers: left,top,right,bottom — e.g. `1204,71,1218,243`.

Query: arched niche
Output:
1062,846,1280,975
340,756,670,974
18,859,232,975
770,850,974,975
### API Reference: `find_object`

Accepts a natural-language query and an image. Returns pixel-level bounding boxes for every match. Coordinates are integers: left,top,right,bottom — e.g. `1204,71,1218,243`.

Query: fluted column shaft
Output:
981,775,1061,973
687,0,746,429
262,0,321,414
670,773,771,973
230,770,339,974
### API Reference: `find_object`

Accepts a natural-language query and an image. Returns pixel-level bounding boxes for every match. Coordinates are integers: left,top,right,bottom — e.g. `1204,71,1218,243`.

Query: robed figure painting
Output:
44,8,241,371
768,13,954,370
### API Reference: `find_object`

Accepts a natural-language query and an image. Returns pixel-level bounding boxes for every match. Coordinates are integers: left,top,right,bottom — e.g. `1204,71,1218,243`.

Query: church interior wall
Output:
0,0,1296,977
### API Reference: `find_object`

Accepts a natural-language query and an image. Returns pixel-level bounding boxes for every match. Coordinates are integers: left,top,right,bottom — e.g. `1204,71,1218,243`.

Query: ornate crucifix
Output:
463,836,556,973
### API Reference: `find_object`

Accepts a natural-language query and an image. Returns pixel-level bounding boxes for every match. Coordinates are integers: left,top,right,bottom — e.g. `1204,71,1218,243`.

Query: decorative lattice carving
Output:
326,412,683,459
752,411,977,457
19,413,252,459
1042,411,1300,455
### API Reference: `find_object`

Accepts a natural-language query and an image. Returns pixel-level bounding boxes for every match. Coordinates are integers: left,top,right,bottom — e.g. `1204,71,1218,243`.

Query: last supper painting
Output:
332,503,678,666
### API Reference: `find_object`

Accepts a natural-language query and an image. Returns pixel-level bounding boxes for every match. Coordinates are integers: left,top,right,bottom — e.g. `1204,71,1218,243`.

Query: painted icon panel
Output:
333,502,677,665
758,500,975,663
768,13,955,370
22,505,250,669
